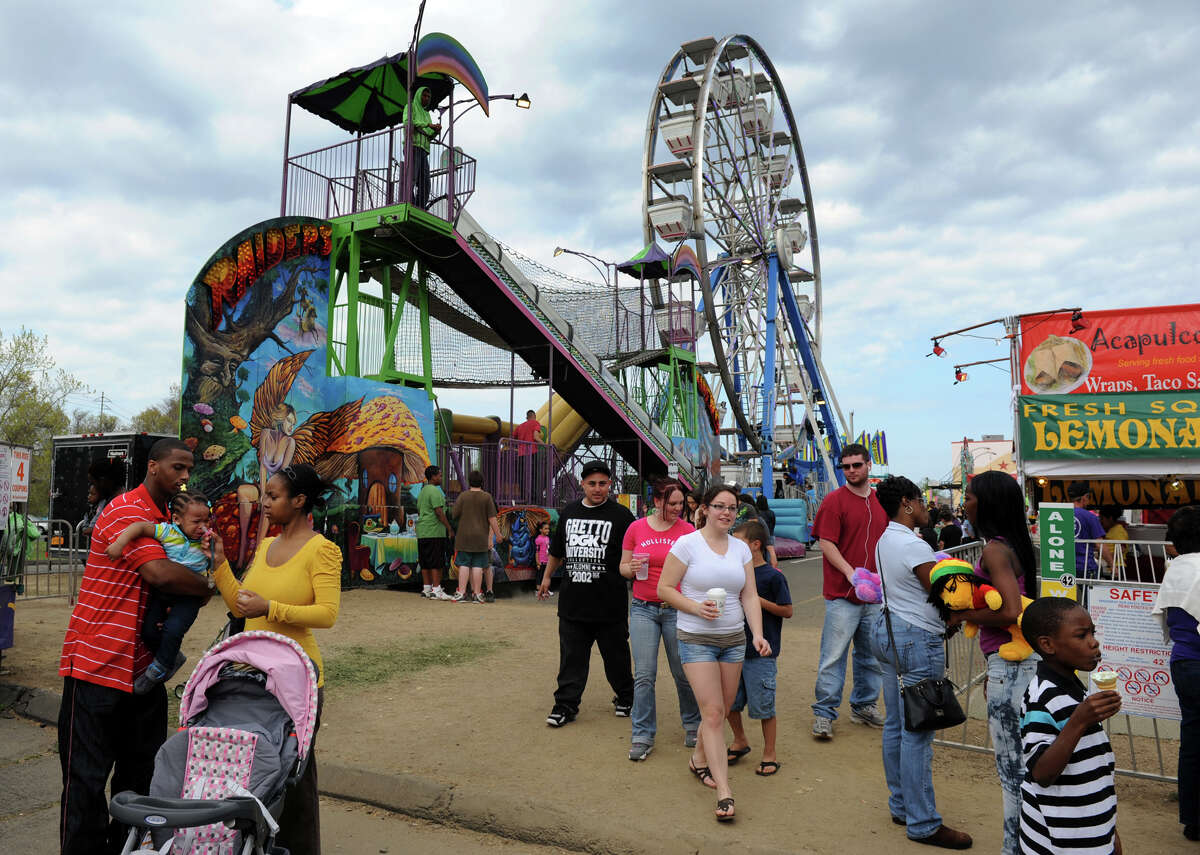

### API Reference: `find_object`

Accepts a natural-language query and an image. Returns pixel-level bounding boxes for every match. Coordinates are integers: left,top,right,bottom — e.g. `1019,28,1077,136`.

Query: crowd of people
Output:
52,436,1200,853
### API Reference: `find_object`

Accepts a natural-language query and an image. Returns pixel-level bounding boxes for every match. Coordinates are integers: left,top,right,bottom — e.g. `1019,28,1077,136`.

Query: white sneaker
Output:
421,588,433,599
433,587,454,601
451,591,465,603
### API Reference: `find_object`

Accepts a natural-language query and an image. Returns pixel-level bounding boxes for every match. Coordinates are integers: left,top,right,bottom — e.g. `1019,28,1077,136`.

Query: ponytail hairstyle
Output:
650,478,684,508
279,464,333,513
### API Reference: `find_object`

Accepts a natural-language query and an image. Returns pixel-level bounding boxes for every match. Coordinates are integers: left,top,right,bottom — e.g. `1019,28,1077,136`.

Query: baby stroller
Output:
110,630,319,855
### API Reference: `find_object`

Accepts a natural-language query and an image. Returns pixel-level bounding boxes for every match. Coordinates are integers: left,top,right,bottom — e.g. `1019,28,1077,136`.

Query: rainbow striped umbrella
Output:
416,32,490,117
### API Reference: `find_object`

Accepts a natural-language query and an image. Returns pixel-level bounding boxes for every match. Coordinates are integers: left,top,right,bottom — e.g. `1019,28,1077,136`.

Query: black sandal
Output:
715,797,736,822
689,759,715,789
727,745,752,763
755,760,780,776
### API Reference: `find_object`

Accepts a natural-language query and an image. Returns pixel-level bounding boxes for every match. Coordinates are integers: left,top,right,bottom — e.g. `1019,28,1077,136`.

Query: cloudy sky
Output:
3,0,1198,481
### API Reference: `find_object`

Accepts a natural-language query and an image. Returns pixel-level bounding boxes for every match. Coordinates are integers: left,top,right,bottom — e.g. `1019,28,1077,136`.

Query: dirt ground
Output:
2,567,1182,854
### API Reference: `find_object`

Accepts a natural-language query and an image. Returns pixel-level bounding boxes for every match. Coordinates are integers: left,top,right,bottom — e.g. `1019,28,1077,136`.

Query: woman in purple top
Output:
952,471,1039,855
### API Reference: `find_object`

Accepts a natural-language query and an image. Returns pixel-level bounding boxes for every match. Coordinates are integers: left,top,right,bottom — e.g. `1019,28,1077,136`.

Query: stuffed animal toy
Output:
851,567,882,603
926,556,1034,661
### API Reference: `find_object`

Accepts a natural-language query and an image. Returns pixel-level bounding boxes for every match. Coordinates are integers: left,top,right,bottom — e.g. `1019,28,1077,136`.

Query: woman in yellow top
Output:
212,463,340,855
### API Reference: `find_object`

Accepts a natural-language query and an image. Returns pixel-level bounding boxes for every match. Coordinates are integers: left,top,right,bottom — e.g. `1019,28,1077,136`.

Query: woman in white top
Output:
659,484,769,823
870,475,972,849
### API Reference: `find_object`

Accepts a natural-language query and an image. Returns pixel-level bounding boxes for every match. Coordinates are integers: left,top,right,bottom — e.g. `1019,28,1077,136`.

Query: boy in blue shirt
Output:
107,491,213,693
726,519,792,775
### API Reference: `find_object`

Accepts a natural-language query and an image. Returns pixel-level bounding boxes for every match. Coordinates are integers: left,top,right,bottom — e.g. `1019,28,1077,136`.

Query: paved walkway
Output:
0,712,578,854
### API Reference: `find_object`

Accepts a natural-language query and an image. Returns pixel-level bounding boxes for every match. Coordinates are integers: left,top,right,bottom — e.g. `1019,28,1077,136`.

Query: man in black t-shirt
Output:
537,460,635,726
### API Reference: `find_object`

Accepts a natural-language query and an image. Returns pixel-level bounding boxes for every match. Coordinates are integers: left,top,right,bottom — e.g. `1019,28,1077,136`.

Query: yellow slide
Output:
445,400,588,453
536,394,590,454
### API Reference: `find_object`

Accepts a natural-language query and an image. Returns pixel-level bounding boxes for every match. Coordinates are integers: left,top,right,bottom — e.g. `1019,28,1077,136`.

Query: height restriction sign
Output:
1038,502,1077,599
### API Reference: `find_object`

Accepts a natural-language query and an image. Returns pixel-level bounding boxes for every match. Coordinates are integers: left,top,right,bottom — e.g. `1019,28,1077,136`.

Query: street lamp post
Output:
554,246,620,344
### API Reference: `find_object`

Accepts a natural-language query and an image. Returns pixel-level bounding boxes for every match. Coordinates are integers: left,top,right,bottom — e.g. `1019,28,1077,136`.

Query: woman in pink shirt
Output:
619,479,700,761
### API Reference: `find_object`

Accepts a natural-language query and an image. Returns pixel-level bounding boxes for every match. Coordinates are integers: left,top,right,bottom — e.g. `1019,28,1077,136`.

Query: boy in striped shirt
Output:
1019,597,1123,855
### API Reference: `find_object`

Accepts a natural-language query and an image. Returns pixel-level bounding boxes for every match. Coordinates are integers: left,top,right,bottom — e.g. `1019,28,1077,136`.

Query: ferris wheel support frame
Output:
771,252,844,491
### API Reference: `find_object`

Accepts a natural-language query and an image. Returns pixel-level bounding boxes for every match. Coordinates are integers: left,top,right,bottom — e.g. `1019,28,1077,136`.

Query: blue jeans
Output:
812,598,882,720
871,612,944,839
1172,657,1200,828
629,599,700,744
986,653,1038,855
141,592,203,673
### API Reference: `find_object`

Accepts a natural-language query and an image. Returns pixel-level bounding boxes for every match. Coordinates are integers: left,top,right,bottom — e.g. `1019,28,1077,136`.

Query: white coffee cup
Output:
632,552,651,581
705,587,727,616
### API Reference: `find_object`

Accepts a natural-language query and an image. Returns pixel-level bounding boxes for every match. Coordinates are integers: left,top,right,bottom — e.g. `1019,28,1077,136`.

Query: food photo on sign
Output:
1019,303,1200,396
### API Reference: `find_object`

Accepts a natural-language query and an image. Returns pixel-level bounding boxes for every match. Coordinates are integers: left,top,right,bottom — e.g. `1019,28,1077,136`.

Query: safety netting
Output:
335,240,664,387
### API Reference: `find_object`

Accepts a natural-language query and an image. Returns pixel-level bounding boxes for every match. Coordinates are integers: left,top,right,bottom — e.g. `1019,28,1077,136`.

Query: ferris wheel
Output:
641,34,845,492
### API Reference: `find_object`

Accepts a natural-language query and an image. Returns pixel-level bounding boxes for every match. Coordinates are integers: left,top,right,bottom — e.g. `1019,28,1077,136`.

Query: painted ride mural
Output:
181,216,435,586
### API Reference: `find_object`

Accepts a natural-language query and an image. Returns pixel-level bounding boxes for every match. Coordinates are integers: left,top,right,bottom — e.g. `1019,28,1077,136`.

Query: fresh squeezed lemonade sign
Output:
1038,502,1077,599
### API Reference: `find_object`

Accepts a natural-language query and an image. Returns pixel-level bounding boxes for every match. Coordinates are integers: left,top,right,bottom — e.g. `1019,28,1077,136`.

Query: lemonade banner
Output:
1019,391,1200,460
1030,477,1200,508
1019,304,1200,396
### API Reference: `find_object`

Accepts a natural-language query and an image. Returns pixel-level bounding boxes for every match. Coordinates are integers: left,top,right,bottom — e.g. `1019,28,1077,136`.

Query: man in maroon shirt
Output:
810,443,886,740
512,409,543,502
58,438,214,854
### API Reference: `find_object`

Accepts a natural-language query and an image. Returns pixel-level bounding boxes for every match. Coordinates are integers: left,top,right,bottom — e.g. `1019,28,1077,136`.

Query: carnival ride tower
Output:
277,37,704,497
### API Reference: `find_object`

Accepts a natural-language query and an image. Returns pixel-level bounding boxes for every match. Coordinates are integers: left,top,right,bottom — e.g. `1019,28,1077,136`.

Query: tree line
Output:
1,328,180,515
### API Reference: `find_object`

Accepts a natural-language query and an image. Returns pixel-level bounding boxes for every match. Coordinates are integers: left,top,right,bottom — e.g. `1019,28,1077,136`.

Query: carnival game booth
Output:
1017,303,1200,582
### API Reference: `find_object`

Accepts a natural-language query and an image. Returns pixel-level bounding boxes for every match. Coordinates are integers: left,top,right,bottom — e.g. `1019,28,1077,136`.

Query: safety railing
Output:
934,538,1178,783
283,128,476,224
1075,537,1173,584
1,519,82,603
437,439,584,509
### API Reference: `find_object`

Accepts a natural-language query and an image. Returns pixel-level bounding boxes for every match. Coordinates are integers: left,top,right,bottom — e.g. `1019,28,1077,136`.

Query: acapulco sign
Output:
1019,304,1200,396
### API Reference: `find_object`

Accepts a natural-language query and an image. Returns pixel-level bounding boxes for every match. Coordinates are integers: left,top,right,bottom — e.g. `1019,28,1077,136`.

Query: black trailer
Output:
49,433,173,533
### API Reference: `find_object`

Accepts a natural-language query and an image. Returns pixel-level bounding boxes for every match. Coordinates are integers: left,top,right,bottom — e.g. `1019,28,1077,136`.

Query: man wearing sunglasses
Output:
809,443,887,740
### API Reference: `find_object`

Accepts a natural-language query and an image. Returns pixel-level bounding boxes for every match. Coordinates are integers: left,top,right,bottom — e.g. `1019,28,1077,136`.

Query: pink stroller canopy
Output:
179,630,320,759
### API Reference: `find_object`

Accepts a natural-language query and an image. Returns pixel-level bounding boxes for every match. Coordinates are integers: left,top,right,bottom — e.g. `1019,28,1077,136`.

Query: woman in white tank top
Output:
659,484,769,822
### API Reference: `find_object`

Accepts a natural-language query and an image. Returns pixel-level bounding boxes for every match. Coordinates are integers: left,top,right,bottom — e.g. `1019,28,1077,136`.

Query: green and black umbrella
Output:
290,52,454,134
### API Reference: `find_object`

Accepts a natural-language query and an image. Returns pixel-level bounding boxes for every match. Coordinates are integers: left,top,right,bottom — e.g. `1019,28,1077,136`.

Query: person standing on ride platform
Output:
58,438,214,855
403,86,440,210
809,442,886,740
513,409,543,501
537,460,635,727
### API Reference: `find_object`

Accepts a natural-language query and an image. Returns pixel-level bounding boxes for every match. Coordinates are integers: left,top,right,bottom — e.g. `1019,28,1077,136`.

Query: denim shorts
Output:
730,656,777,719
678,638,746,665
455,550,489,567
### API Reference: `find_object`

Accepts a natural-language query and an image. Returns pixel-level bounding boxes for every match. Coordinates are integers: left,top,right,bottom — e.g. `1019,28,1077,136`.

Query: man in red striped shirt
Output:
58,438,215,854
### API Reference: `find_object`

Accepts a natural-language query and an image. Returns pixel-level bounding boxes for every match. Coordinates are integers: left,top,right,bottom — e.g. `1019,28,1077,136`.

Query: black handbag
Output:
877,541,966,732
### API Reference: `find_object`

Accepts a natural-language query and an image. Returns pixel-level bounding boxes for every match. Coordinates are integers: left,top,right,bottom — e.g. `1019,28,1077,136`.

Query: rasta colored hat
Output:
928,556,977,587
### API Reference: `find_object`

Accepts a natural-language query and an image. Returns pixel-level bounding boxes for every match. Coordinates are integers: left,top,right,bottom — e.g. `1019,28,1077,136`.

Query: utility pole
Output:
98,392,106,422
